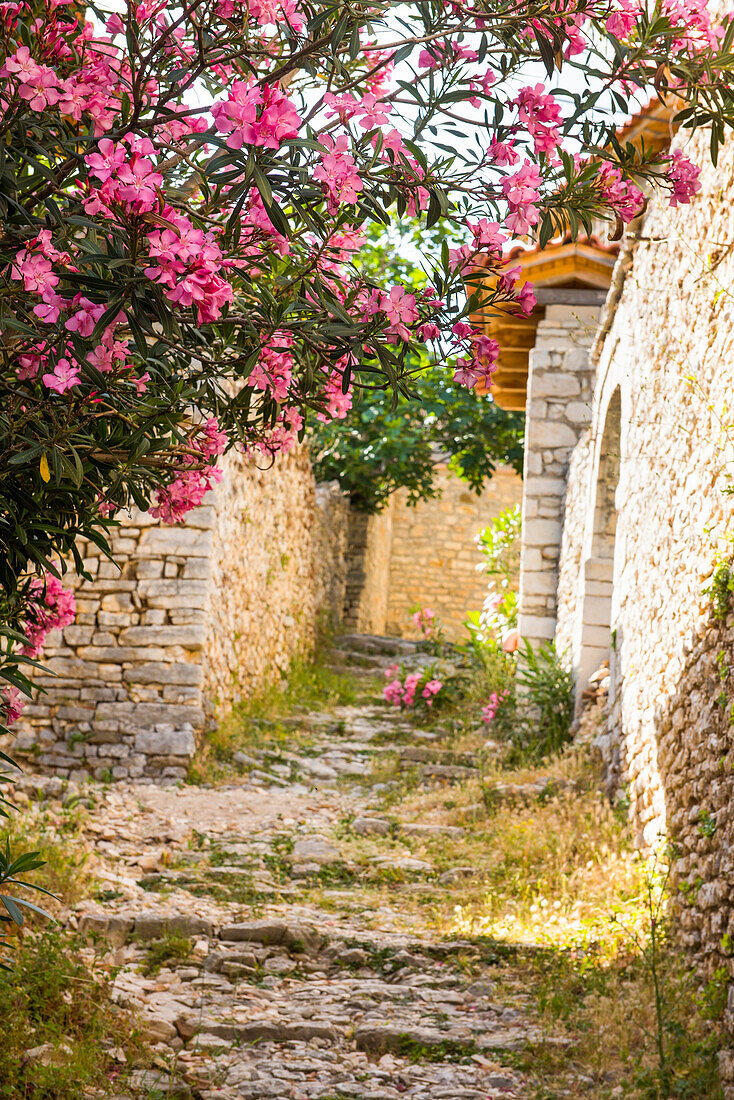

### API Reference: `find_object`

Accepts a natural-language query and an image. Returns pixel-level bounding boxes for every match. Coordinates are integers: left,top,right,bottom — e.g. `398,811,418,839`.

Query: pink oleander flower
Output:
212,82,300,151
149,416,228,523
42,358,81,393
513,84,562,157
116,154,163,208
668,151,701,207
1,685,25,726
11,250,59,295
421,679,442,706
489,138,519,166
313,133,362,210
380,285,419,342
383,679,404,707
501,627,520,654
22,573,76,658
481,689,509,724
412,607,436,639
606,0,639,38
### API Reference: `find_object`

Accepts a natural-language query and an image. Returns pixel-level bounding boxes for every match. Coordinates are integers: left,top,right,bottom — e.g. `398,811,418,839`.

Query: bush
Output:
514,641,575,759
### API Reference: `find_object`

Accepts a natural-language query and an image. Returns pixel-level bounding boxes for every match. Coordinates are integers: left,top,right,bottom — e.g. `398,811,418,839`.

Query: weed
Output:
138,931,193,976
393,1034,478,1063
0,929,146,1098
187,650,368,784
0,805,93,914
705,560,734,620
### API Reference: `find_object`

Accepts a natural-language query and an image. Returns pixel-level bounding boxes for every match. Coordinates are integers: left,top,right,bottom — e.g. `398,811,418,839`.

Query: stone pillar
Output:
518,303,601,649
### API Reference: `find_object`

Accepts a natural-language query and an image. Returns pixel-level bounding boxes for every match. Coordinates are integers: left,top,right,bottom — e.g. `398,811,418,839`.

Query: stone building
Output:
483,106,734,1026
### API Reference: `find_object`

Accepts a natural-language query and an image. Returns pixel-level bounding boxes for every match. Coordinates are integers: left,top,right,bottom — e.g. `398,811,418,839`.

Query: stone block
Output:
527,420,579,449
78,913,134,948
119,626,205,649
133,912,214,940
531,372,581,398
522,571,558,596
517,614,556,640
123,662,203,686
63,625,94,646
135,726,197,756
565,401,592,424
138,528,213,558
522,518,563,547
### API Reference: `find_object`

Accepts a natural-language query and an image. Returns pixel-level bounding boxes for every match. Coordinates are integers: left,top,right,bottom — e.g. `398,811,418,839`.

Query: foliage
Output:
475,504,522,585
382,662,446,712
3,0,733,703
138,932,193,977
0,929,143,1098
705,560,734,621
0,842,55,966
514,640,575,759
188,649,368,784
2,0,734,944
470,504,522,646
310,220,524,514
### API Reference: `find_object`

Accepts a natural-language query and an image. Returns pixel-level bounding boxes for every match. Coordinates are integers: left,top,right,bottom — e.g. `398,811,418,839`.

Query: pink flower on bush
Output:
22,573,76,658
501,627,520,654
421,679,443,706
383,679,404,706
1,685,26,727
42,359,81,394
411,607,436,639
382,668,442,709
481,689,509,724
668,151,701,207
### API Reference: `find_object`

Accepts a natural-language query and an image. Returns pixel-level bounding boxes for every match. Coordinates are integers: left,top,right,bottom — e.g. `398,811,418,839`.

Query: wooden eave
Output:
470,240,617,411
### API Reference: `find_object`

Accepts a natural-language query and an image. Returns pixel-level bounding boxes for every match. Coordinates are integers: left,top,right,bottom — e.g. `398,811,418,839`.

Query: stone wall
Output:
12,448,349,783
556,125,734,984
342,464,523,640
385,464,522,639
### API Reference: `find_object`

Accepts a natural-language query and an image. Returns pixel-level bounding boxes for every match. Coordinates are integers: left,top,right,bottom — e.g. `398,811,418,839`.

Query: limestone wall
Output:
12,448,349,783
558,125,734,978
385,464,523,639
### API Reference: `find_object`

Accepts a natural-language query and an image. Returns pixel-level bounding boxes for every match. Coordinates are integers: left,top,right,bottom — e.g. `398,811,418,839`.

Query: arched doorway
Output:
577,388,622,695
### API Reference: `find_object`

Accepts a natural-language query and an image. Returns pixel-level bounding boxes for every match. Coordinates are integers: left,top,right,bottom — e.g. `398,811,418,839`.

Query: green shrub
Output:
514,641,575,758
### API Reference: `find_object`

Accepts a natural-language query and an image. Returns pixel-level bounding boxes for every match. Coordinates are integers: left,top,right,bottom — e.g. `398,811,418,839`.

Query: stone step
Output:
336,633,419,656
324,648,391,668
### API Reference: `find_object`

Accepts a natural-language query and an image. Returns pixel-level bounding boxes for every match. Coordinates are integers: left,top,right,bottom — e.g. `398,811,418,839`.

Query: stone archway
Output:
576,387,622,696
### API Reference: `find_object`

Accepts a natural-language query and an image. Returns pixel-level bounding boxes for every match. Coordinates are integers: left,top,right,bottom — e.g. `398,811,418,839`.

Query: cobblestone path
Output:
65,635,573,1100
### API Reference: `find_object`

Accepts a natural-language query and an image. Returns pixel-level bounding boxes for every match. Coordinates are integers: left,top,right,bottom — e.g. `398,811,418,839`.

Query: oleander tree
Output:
0,0,733,934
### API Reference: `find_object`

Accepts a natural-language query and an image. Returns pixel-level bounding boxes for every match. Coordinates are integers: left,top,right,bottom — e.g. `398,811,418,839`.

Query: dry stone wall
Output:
342,465,523,640
12,447,348,783
385,464,522,639
343,508,393,635
556,127,734,995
